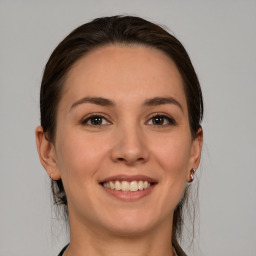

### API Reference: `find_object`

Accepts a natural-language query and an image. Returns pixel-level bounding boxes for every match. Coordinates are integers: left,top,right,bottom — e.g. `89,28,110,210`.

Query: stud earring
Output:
189,168,196,182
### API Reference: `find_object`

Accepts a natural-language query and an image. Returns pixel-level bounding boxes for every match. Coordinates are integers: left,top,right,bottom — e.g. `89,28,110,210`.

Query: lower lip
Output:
100,184,156,201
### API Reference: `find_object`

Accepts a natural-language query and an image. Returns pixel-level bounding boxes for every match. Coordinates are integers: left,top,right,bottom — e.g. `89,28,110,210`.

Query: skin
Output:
36,45,203,256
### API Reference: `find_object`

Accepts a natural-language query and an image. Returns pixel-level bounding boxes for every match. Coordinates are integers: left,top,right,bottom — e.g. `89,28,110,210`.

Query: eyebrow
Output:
70,97,115,111
70,96,183,112
143,97,184,112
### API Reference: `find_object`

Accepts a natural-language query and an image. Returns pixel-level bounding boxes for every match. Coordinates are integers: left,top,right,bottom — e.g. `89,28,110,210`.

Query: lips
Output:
103,180,151,192
99,175,157,200
99,174,157,183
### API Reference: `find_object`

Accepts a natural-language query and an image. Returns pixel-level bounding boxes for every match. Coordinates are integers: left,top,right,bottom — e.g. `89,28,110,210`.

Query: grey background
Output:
0,1,255,255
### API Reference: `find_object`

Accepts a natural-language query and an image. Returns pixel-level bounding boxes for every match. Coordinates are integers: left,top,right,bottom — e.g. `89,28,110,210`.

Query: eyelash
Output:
146,113,176,126
81,113,111,126
81,113,176,127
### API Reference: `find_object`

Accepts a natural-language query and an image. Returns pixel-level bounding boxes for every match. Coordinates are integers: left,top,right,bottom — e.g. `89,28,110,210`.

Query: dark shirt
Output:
58,244,69,256
58,243,187,256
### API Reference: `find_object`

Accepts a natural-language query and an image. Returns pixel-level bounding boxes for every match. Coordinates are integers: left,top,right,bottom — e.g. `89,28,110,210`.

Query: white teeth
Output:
130,181,138,192
143,181,149,189
138,181,144,190
103,180,152,192
114,181,121,190
103,182,110,188
109,181,115,189
121,181,130,191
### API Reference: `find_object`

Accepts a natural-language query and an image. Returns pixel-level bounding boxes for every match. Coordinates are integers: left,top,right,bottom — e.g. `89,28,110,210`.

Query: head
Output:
36,16,203,245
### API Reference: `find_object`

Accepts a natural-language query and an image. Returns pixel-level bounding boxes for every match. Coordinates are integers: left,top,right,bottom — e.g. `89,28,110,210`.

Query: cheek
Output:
55,130,109,181
54,131,110,214
146,132,192,218
150,132,192,179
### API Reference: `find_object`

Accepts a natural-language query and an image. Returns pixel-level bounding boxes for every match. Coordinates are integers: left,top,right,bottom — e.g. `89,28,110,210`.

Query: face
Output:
37,45,202,237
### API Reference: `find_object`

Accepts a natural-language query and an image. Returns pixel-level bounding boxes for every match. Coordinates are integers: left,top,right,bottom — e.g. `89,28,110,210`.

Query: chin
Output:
100,210,162,237
107,223,154,237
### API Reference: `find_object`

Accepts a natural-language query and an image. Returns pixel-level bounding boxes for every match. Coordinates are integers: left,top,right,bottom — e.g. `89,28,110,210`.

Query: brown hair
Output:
40,15,203,245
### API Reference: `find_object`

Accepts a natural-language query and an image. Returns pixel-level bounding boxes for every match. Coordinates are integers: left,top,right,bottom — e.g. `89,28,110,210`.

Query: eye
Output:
147,114,176,126
81,114,111,126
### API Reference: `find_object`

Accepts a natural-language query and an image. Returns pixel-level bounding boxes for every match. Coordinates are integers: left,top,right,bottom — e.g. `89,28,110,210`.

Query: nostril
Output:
117,157,145,163
111,140,149,164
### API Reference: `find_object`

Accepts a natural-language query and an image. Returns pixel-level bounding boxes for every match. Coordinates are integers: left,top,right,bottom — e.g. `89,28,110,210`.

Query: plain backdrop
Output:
0,1,255,256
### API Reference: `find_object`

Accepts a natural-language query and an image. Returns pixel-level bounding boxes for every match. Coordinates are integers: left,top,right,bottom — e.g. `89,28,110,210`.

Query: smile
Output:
102,180,152,192
99,175,157,201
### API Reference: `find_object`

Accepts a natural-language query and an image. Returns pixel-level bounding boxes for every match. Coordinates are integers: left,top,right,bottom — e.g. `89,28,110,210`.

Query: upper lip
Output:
99,175,158,183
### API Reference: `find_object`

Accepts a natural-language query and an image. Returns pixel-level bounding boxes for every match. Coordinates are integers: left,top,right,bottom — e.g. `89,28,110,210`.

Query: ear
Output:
187,127,203,181
35,126,61,180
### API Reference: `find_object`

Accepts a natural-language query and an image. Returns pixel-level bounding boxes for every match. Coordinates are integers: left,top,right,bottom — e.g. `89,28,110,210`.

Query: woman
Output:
36,16,203,256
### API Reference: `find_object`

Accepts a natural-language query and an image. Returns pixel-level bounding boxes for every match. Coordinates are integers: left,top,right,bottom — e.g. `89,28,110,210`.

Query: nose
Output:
110,125,149,166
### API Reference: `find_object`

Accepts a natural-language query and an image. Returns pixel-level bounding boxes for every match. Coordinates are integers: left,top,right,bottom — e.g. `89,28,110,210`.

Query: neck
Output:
66,211,176,256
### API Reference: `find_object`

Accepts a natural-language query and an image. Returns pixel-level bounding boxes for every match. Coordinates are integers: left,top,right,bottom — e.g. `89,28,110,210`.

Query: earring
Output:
189,168,196,182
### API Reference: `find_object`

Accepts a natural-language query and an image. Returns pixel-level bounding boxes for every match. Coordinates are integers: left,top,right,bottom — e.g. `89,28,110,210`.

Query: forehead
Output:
62,44,186,107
